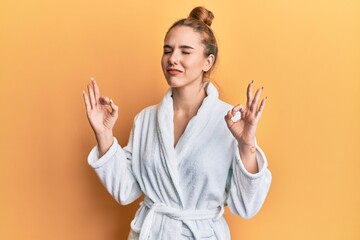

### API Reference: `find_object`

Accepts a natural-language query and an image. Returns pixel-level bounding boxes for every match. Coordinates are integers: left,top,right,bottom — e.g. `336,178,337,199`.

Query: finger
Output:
109,99,119,117
92,78,100,101
250,87,263,112
87,83,96,108
82,91,92,112
246,80,254,109
231,104,245,119
224,110,235,128
256,96,267,119
99,96,114,115
99,96,110,105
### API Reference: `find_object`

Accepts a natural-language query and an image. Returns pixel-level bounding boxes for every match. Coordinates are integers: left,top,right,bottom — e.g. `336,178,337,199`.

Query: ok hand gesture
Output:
82,78,119,137
224,80,267,147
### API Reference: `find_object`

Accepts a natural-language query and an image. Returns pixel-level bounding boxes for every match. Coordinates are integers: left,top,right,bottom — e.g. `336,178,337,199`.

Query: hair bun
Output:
188,6,214,27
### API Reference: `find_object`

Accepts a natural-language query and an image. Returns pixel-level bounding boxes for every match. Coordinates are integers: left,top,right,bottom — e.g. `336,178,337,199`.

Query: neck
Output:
172,81,207,116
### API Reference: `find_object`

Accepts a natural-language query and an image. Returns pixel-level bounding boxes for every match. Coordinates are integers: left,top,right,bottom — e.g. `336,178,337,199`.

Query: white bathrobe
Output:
87,82,272,239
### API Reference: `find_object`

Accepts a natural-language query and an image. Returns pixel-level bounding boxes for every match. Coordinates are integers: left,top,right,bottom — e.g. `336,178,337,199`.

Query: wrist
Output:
238,139,256,148
95,130,113,139
95,131,114,157
237,142,258,173
238,141,257,155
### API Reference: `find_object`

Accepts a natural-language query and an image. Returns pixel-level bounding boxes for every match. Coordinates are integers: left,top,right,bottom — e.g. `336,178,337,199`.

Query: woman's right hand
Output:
83,78,118,155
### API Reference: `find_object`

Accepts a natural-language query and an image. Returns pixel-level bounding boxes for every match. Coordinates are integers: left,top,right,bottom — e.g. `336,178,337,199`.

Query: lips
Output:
167,68,183,75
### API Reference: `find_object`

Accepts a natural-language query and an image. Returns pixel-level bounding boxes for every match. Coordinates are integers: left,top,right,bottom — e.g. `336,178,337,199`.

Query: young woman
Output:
83,6,272,240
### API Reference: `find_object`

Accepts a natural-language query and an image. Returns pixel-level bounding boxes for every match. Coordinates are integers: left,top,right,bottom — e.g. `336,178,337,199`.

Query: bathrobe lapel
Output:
156,82,219,207
156,87,183,206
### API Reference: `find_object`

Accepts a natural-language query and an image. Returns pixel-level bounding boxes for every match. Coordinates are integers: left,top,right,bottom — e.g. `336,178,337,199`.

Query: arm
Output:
238,142,258,174
226,141,272,219
87,126,143,205
83,78,142,205
224,80,272,218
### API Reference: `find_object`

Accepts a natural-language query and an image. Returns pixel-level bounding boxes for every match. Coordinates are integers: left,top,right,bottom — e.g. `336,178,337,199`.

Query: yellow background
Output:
1,0,359,239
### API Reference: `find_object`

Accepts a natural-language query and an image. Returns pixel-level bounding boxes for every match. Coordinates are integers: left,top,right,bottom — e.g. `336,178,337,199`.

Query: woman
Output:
83,6,272,240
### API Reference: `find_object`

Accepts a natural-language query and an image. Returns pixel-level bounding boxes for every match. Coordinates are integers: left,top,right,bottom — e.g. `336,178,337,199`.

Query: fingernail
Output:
91,77,94,80
82,90,85,94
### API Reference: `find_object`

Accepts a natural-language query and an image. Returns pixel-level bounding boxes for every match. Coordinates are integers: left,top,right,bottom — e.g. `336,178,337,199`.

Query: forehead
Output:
164,26,203,47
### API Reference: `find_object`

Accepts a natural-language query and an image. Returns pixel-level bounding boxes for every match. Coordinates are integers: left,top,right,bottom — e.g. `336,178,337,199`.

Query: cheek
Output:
185,57,205,72
161,56,167,70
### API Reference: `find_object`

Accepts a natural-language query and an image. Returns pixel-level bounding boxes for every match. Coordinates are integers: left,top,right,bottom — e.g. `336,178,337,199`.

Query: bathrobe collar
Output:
156,82,219,206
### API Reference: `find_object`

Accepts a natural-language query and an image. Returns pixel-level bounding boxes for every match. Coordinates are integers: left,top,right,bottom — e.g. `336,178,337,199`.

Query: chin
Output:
165,77,185,88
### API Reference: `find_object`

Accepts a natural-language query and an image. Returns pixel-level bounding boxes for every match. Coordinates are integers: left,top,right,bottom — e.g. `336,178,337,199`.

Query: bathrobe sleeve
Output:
87,119,143,205
226,141,272,219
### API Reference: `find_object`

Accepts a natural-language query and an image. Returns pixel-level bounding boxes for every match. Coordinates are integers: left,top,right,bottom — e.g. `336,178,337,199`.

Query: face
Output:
161,26,214,88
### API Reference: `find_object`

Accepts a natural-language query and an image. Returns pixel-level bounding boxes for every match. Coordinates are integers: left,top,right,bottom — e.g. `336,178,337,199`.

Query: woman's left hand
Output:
224,80,267,146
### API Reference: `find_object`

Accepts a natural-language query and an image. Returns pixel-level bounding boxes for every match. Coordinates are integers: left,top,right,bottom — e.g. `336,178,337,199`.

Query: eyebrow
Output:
163,45,195,50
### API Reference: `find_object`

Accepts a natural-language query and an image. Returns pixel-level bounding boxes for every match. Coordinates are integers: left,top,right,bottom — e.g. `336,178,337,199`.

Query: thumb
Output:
109,99,119,117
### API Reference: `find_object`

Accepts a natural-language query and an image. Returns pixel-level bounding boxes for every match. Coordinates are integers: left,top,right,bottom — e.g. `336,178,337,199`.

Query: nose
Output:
168,51,179,65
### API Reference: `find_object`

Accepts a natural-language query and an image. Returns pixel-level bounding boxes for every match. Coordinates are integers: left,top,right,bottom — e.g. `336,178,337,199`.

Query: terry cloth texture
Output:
87,82,272,240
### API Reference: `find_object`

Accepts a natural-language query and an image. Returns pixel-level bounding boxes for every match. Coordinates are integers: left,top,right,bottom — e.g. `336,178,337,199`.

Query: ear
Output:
202,54,215,72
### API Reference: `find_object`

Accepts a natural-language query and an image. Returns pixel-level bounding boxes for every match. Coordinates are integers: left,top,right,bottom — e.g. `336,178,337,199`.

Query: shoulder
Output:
214,98,234,113
137,104,158,116
133,104,158,124
214,98,243,122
